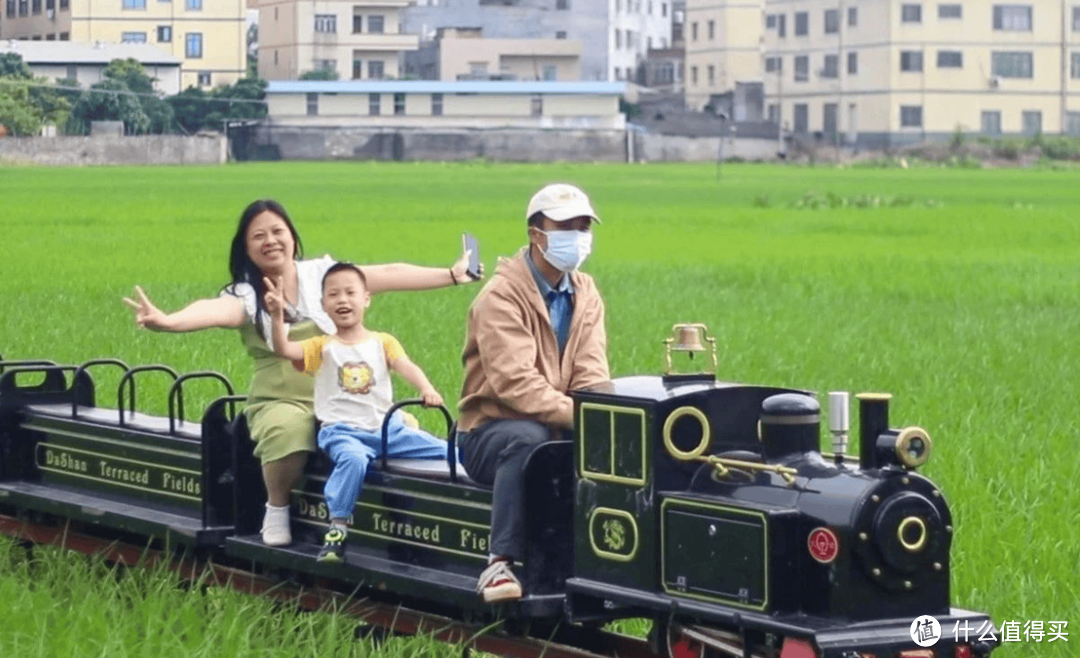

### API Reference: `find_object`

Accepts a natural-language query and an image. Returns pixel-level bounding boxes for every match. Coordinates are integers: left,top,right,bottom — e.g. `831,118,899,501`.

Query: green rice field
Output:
1,161,1078,656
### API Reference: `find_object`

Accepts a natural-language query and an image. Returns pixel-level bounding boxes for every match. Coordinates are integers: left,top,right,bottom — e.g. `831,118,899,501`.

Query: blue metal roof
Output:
266,80,626,95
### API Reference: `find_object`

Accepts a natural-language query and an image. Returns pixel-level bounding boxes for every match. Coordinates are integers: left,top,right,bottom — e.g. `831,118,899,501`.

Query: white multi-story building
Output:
403,0,672,82
687,0,1080,146
257,0,419,81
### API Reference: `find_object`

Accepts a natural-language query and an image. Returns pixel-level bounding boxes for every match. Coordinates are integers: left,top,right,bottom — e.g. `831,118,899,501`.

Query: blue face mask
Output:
539,230,593,273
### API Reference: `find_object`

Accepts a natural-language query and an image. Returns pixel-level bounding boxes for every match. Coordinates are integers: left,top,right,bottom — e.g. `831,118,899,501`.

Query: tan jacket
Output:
458,248,610,432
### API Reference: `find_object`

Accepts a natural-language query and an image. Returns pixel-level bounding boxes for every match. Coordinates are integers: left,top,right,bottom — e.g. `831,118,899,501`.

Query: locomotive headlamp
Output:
898,515,928,552
894,427,932,469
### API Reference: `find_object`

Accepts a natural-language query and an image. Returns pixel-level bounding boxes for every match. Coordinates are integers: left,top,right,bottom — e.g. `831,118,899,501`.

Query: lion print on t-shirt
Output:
339,361,374,394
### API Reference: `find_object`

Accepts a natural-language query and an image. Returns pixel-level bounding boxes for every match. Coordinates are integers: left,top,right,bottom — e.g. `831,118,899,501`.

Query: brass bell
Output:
663,323,718,375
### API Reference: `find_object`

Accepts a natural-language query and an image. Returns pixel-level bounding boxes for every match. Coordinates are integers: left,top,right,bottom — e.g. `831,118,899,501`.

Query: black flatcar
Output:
0,334,998,658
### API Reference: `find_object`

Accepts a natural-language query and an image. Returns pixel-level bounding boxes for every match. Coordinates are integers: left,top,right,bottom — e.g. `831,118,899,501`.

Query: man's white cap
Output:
526,183,601,223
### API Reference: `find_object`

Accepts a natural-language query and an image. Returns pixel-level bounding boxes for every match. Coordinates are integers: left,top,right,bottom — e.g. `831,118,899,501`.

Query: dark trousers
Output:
458,419,550,562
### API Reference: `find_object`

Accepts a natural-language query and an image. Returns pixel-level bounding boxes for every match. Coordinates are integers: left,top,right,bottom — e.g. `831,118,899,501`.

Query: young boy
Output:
265,262,448,562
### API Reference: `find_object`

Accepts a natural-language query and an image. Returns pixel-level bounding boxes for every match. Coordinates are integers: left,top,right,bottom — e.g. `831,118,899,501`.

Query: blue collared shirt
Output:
526,251,574,353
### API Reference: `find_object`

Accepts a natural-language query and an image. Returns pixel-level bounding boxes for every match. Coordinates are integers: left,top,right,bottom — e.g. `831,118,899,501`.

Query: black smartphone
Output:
462,233,481,280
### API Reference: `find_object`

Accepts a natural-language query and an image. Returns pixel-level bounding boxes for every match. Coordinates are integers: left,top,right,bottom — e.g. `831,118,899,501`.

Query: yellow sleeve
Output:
380,333,405,365
301,335,330,376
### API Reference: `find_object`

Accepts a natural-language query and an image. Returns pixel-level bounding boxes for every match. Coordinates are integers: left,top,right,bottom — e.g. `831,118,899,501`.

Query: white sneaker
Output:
261,503,292,546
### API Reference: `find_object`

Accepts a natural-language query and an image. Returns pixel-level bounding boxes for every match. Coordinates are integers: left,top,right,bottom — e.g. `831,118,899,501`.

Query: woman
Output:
123,199,481,546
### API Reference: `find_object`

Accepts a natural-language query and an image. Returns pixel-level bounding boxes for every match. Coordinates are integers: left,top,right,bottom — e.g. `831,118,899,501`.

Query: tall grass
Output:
1,162,1078,656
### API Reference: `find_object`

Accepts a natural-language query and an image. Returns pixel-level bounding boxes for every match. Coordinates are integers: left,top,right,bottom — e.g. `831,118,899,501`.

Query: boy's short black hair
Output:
321,261,367,292
527,211,547,228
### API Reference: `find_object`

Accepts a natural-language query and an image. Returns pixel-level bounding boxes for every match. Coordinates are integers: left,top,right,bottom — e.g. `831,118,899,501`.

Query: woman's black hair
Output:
223,199,304,339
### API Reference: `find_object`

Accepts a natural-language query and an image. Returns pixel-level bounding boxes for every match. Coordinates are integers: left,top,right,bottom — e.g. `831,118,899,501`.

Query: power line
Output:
0,77,267,105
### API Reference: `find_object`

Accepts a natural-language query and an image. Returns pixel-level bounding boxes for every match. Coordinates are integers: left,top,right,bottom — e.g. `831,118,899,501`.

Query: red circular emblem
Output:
808,527,839,564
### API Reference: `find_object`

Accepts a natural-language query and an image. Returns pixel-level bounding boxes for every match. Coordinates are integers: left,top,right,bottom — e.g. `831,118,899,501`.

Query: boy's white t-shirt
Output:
300,333,405,431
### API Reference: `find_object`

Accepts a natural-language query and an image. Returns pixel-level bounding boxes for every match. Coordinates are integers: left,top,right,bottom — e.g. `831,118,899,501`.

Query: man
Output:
457,183,610,603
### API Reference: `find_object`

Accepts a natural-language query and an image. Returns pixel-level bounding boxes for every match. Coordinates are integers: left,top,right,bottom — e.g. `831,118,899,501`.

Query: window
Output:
661,1,666,16
824,9,839,34
823,103,838,134
274,50,278,65
1022,110,1041,135
794,55,809,81
315,14,336,33
185,32,202,58
1066,111,1080,135
314,59,336,72
353,15,362,32
394,93,406,115
121,31,147,42
981,110,1001,135
45,34,56,40
992,51,1033,77
431,93,443,116
352,59,362,79
59,32,68,39
369,93,380,115
847,51,858,74
625,66,634,81
368,15,384,33
1072,52,1080,78
765,56,782,73
690,21,697,41
122,0,145,8
794,11,808,35
198,72,211,85
556,31,566,39
707,64,715,84
901,4,921,22
186,0,201,9
614,29,621,48
306,93,318,116
794,104,808,133
531,95,542,116
31,0,39,13
542,65,557,80
993,5,1031,31
556,0,568,8
848,6,857,26
900,106,923,127
707,20,714,39
59,0,66,8
820,54,838,78
690,65,697,85
900,50,924,72
157,25,171,42
767,104,779,124
368,60,384,79
65,64,77,79
1074,7,1080,31
777,13,786,37
6,0,14,15
766,14,776,28
937,50,962,68
939,4,961,18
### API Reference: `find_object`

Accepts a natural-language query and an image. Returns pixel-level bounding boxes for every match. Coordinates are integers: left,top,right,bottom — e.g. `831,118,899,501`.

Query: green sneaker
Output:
317,526,347,562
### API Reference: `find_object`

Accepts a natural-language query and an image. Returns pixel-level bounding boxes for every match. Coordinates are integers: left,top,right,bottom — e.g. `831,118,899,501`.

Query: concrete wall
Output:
251,124,782,162
0,134,227,165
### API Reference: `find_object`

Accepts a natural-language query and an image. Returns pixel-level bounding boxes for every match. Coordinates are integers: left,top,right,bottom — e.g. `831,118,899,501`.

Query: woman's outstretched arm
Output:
362,245,484,293
122,286,247,332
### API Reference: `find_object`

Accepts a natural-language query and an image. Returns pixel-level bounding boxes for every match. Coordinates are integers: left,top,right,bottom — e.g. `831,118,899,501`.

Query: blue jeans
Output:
318,413,448,520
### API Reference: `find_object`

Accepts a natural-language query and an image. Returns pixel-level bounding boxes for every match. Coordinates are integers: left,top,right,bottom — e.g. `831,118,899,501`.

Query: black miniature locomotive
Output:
0,328,997,658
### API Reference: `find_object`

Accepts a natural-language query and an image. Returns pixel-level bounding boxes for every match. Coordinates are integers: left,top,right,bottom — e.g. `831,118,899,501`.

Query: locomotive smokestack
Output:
760,394,820,460
856,393,891,469
828,391,849,465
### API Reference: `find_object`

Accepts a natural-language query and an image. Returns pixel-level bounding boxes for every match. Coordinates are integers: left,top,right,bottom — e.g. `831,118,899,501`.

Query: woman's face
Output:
246,210,295,273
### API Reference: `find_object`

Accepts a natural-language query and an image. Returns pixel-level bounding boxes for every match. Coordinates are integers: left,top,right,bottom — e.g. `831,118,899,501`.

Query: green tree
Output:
0,54,71,135
299,68,339,81
167,77,267,134
67,78,150,135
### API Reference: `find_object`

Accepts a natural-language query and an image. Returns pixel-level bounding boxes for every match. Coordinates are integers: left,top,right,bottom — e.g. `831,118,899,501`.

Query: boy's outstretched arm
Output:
391,355,444,408
264,276,305,369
